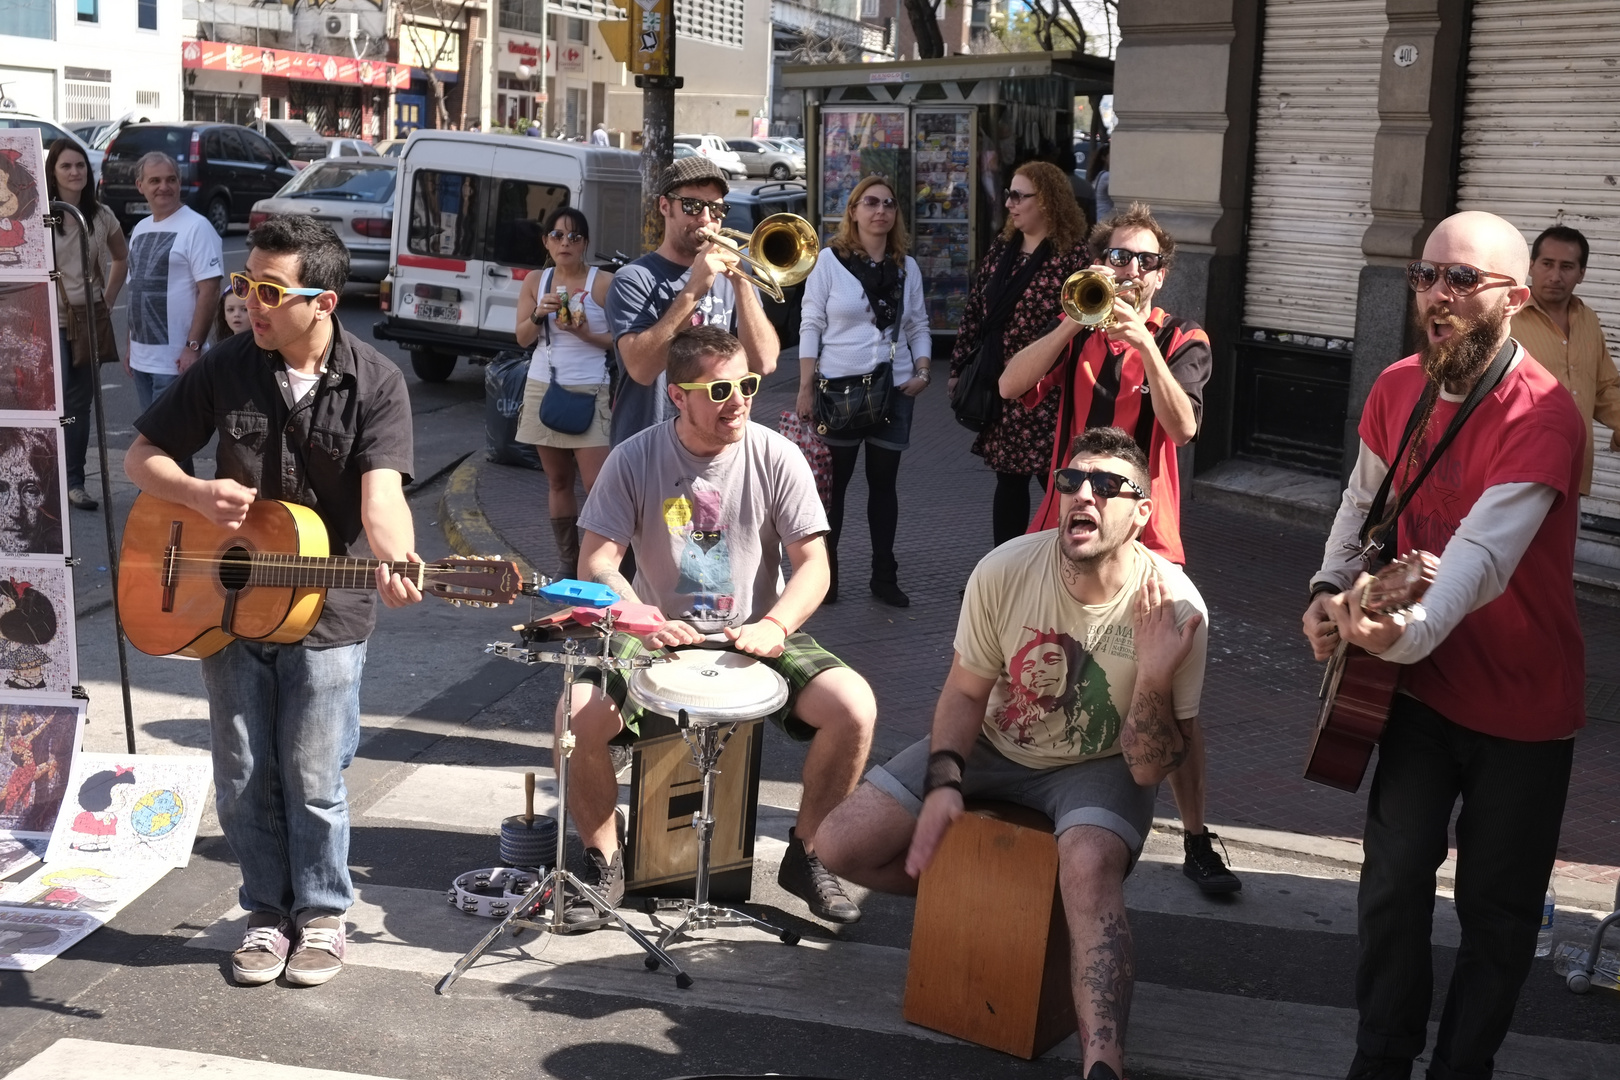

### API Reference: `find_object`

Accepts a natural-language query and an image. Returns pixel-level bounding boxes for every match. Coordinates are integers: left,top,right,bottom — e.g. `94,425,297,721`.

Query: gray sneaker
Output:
284,913,346,986
231,911,291,985
778,827,861,923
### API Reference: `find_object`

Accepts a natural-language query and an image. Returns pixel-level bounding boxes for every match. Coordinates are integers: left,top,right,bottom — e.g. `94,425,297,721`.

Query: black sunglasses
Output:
855,194,898,210
1103,247,1167,273
668,195,729,219
547,229,584,243
1003,188,1034,205
1053,468,1147,501
1405,260,1518,297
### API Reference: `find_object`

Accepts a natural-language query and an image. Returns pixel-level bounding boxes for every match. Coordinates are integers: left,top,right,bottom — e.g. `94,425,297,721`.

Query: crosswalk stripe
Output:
6,1038,404,1080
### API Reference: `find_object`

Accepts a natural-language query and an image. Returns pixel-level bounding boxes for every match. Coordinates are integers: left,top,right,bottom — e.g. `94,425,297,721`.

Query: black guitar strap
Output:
1051,318,1183,472
1358,340,1517,567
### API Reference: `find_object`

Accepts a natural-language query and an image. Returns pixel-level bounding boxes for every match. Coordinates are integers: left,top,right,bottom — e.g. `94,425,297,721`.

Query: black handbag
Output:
536,268,602,436
950,240,1052,432
814,258,901,437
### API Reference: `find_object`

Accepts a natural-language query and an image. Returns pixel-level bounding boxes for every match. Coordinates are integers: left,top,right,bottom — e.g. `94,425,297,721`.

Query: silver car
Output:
726,137,803,180
249,159,397,282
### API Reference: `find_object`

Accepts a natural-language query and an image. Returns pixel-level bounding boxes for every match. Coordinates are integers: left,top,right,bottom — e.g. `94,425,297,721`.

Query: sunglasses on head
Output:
1003,188,1035,205
856,194,897,210
668,194,729,219
546,229,584,243
1053,468,1147,501
675,373,761,403
1103,247,1167,273
1405,260,1518,297
229,272,324,308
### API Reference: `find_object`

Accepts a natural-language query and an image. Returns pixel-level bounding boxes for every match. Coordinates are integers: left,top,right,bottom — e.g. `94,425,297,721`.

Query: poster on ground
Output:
0,859,169,919
0,904,100,971
44,753,212,868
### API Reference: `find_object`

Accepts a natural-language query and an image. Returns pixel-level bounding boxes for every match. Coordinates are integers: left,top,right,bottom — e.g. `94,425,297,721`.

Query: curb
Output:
1158,816,1618,912
438,454,538,580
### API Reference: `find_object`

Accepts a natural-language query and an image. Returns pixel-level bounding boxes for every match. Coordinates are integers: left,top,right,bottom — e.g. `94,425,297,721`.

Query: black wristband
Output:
924,749,966,795
1309,580,1340,602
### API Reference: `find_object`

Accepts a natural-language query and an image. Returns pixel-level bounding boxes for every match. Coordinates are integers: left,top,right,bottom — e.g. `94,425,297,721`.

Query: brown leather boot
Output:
551,515,580,581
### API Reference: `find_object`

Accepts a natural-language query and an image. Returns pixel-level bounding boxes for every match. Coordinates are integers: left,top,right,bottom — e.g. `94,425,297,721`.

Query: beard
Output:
1416,298,1507,390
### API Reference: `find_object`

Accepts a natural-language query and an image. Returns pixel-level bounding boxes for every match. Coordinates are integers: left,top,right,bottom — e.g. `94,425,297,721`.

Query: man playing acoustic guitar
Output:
1302,211,1586,1079
125,216,423,988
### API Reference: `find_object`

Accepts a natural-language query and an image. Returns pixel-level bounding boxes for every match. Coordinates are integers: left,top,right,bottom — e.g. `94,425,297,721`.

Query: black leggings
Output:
992,471,1046,548
827,442,903,574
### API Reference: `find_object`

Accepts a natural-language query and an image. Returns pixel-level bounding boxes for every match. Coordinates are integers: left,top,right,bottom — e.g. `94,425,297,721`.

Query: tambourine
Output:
447,867,544,919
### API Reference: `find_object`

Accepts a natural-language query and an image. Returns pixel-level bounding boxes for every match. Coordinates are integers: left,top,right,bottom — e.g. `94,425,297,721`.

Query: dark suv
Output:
100,123,297,235
720,181,809,346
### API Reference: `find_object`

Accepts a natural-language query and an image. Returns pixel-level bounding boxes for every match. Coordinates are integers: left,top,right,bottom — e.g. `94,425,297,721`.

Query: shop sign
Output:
557,43,585,73
181,40,409,89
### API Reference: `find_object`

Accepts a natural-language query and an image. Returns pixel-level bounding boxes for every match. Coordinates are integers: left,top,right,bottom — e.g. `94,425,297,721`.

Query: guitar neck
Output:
245,554,422,591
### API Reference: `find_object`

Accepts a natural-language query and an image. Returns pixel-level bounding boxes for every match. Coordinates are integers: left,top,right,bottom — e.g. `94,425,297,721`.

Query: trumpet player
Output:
999,202,1235,898
605,156,779,447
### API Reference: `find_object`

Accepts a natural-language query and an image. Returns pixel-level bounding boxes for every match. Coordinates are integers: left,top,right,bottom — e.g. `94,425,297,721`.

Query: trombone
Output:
1060,269,1140,329
699,213,819,303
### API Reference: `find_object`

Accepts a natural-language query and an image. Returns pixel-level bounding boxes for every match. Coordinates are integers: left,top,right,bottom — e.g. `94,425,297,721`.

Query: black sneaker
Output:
778,827,860,923
564,847,624,925
1183,829,1242,894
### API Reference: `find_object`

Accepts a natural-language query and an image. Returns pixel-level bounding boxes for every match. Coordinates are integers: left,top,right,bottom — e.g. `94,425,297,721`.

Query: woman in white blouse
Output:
796,176,932,608
514,206,615,580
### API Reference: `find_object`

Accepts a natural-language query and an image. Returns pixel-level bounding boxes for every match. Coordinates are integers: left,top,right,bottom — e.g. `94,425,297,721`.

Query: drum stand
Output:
437,628,691,993
645,713,800,950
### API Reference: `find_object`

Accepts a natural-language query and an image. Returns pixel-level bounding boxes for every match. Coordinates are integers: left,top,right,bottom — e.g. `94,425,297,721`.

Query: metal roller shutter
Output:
1456,0,1620,522
1242,0,1387,340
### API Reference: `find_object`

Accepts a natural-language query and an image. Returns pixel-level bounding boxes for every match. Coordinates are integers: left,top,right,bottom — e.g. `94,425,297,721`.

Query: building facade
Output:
1,0,181,123
1114,0,1620,567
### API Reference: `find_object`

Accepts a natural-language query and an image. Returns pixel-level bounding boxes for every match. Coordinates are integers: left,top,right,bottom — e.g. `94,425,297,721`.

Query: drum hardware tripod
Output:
642,709,800,950
436,613,691,993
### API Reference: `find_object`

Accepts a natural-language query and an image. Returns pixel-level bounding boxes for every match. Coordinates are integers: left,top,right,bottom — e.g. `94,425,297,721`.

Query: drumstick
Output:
525,772,535,825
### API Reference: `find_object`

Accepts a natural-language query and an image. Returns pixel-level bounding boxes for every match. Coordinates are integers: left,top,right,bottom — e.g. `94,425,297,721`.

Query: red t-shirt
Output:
1024,310,1212,564
1360,352,1586,740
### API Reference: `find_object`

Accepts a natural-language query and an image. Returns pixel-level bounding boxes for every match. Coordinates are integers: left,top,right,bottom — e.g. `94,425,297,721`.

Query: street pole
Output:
481,0,496,130
634,0,679,253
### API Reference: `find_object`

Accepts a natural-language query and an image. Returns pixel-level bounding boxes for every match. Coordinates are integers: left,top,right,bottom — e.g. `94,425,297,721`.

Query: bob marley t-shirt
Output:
955,531,1209,770
580,420,828,630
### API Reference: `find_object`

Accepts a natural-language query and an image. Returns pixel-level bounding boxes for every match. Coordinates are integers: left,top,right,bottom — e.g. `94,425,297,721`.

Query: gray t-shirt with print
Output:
580,420,828,630
604,251,745,446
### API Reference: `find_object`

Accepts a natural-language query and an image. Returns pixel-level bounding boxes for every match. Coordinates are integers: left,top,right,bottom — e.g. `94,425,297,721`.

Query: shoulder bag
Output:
54,242,118,367
814,256,900,437
950,240,1051,432
536,268,601,436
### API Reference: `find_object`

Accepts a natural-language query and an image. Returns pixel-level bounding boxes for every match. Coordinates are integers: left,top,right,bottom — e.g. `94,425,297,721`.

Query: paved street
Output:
3,234,1618,1079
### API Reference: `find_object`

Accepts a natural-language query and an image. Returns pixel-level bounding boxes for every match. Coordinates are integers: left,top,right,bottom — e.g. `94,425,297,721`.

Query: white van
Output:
373,131,642,382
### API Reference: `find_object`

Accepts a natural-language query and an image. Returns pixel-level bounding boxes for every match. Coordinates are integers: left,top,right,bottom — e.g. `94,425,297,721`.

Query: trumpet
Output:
698,213,819,303
1060,269,1139,328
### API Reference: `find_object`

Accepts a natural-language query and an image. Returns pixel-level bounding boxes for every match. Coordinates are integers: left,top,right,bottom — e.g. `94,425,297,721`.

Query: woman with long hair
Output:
45,138,127,512
948,161,1089,547
796,176,932,607
513,206,615,580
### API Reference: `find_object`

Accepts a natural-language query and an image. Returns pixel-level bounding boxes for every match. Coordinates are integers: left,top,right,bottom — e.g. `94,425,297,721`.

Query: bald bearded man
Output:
1302,211,1586,1079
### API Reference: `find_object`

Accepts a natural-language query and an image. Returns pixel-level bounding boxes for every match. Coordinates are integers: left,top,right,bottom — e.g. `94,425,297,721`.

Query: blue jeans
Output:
201,639,368,917
59,329,93,489
131,368,195,476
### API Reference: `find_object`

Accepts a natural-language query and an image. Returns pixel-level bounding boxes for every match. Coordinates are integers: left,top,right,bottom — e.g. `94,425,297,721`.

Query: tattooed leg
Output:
1058,824,1134,1075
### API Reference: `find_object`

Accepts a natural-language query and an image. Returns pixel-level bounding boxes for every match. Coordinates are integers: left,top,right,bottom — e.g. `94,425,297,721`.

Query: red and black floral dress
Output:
949,235,1090,476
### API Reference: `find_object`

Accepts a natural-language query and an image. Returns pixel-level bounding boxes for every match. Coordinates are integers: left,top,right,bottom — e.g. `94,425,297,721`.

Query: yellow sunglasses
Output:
675,374,761,403
229,272,325,308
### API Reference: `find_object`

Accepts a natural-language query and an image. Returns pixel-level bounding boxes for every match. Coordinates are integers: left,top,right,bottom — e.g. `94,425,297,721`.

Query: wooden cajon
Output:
902,802,1075,1059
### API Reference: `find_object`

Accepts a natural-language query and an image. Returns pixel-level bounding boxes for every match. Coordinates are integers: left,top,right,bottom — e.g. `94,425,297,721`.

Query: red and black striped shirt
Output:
1023,309,1212,564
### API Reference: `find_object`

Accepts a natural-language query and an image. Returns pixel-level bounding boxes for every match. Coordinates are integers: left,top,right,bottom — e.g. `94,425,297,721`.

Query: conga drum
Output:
623,649,789,903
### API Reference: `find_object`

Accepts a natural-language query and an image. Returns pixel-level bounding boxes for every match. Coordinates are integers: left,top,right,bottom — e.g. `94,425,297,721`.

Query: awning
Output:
182,41,410,90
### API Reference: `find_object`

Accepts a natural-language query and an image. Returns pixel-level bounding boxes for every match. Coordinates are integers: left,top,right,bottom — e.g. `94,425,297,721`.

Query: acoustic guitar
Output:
1304,550,1439,792
117,492,522,658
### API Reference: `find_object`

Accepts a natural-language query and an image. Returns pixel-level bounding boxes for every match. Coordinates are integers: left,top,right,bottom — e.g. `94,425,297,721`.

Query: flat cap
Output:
657,154,730,196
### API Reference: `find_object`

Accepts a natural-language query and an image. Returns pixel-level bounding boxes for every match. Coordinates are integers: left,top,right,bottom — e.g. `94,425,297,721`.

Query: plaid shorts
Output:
578,632,846,742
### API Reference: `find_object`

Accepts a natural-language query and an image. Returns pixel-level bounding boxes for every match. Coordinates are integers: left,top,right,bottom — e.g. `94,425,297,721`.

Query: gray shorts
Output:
867,734,1159,860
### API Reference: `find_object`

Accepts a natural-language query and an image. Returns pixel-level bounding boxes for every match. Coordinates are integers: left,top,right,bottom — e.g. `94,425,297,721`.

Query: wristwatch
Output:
529,309,544,325
185,339,202,352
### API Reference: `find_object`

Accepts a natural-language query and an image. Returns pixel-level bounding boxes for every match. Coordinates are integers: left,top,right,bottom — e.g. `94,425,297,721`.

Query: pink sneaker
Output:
284,913,346,987
231,911,292,986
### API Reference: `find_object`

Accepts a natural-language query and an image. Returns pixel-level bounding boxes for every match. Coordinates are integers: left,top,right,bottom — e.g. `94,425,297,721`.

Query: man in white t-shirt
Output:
818,426,1209,1080
566,324,876,926
126,151,222,473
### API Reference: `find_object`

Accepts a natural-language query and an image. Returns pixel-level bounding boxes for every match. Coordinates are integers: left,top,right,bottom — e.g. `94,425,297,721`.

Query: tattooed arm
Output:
579,529,703,649
1119,574,1203,785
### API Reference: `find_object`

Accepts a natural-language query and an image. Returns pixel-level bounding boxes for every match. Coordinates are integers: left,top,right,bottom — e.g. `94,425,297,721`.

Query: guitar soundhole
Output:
219,546,252,592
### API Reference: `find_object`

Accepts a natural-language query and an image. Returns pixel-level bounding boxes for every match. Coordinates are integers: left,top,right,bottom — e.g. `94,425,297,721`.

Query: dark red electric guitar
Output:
1304,550,1440,792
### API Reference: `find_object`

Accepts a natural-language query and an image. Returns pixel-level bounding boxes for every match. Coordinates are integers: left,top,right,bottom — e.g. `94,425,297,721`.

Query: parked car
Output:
376,139,407,158
373,131,642,382
100,122,297,235
262,119,329,163
726,137,802,180
249,158,396,282
0,111,103,180
672,134,746,179
324,137,380,159
719,180,809,347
